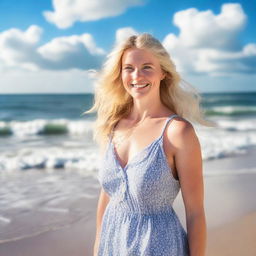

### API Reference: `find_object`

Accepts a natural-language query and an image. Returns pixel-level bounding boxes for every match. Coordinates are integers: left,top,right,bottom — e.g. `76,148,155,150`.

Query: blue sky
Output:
0,0,255,93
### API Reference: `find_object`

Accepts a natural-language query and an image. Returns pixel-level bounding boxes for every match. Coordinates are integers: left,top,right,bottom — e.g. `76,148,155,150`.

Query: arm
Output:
93,188,110,256
170,120,207,256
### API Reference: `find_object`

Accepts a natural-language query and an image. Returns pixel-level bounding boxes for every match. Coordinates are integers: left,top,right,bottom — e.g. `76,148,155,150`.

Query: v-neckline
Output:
109,114,178,171
110,135,162,171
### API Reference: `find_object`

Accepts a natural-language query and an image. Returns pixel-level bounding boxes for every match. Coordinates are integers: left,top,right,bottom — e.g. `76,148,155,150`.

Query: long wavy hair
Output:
84,33,214,152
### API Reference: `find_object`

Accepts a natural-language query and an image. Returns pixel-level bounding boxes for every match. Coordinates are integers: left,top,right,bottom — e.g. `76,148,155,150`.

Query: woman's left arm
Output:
171,120,207,256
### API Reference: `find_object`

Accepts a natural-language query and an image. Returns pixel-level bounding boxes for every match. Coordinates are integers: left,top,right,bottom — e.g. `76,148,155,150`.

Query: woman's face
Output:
121,47,165,99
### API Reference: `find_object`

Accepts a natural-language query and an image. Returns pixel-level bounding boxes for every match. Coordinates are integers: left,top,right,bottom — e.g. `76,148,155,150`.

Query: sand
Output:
0,149,256,256
0,214,95,256
207,211,256,256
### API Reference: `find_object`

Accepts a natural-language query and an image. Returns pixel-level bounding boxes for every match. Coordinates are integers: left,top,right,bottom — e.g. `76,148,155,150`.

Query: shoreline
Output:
0,150,256,256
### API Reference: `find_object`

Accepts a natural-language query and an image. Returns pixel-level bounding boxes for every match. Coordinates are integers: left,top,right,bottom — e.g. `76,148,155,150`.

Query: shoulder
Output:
166,116,200,150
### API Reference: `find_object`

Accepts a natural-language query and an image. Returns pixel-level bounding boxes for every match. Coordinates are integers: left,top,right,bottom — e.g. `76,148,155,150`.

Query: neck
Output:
129,96,166,122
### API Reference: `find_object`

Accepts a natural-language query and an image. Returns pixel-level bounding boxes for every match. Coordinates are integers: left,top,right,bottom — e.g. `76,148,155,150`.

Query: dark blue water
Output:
0,92,256,122
202,92,256,117
0,94,95,121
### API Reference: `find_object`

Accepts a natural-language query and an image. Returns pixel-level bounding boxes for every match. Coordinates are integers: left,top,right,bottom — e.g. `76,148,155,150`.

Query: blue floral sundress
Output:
97,114,189,255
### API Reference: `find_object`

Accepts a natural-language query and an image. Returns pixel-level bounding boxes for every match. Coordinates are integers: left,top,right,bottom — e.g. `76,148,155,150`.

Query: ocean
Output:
0,92,256,172
0,92,256,244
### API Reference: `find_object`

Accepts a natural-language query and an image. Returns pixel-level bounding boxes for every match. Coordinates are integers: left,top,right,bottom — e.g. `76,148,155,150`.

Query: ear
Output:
161,72,166,81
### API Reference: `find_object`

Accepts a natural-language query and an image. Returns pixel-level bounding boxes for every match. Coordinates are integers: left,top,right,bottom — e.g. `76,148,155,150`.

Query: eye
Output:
123,66,133,70
143,65,152,69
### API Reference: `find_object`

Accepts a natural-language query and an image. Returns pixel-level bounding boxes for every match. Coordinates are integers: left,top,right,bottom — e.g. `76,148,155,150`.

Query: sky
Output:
0,0,255,94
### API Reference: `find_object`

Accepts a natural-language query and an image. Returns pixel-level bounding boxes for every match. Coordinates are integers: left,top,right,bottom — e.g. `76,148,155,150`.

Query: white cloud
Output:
174,4,246,50
0,25,42,69
115,27,139,45
193,45,256,75
43,0,145,29
37,34,105,70
0,26,105,71
163,3,256,75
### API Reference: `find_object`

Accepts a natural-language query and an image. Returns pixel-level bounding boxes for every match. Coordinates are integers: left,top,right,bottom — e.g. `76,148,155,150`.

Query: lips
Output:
131,84,150,88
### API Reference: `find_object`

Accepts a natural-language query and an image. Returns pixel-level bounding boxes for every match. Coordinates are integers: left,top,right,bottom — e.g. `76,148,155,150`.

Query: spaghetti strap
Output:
109,114,179,142
159,114,179,138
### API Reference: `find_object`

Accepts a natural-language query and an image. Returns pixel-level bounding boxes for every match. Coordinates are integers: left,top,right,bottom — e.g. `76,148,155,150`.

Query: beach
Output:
0,149,256,256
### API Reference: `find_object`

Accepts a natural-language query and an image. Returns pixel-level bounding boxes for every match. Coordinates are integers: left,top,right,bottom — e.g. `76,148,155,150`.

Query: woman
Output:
87,33,210,255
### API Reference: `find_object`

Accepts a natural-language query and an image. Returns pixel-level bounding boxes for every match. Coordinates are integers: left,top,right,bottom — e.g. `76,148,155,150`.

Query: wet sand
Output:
0,149,256,256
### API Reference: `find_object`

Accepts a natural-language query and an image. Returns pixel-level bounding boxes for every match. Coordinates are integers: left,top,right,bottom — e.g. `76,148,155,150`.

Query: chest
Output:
112,120,159,161
111,122,177,177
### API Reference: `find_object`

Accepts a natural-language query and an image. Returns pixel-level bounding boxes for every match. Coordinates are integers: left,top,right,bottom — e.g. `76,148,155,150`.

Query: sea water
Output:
1,92,256,171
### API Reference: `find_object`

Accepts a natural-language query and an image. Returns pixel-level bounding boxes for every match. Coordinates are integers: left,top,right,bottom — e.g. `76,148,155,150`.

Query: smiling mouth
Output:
131,84,150,88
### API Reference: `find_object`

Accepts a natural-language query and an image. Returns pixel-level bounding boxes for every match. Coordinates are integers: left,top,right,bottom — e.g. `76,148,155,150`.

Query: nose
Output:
131,68,143,81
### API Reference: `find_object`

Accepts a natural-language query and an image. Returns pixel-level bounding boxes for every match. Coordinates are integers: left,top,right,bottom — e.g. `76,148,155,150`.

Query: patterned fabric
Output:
97,114,189,256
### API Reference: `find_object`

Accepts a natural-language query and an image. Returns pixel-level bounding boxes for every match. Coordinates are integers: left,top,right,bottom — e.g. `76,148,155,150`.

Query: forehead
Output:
122,47,159,65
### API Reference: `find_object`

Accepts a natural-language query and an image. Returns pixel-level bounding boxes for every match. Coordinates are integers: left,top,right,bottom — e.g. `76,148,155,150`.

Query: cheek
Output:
121,72,130,84
121,74,129,91
144,70,159,80
121,72,125,82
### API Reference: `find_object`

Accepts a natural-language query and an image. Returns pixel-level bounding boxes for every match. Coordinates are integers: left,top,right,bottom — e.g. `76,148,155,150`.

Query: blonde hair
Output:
84,33,214,151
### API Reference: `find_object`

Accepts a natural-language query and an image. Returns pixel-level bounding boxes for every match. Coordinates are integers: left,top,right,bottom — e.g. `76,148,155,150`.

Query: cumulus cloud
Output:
43,0,145,29
174,3,246,50
162,3,256,75
193,45,256,75
37,34,105,70
0,25,42,70
0,25,105,71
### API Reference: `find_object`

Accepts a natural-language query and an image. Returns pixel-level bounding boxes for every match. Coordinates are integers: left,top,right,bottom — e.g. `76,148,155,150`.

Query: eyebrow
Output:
123,62,154,66
142,62,154,66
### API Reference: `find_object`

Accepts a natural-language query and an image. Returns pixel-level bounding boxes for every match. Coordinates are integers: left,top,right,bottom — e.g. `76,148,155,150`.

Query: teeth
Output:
132,84,149,88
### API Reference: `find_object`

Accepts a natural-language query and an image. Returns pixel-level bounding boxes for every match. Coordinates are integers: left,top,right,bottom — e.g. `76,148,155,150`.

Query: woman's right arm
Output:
93,188,110,256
